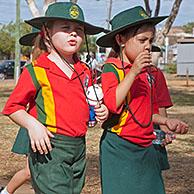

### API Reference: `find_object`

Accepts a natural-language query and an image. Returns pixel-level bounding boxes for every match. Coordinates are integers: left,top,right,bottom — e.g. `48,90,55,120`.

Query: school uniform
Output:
100,58,165,194
2,53,92,194
96,4,169,194
3,1,107,193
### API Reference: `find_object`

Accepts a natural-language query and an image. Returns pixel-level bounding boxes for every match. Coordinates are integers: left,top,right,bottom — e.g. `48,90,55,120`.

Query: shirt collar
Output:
33,52,50,69
33,52,88,79
105,57,131,69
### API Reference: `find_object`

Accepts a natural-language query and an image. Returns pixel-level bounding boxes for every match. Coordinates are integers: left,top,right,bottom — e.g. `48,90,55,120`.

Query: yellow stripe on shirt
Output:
34,66,57,133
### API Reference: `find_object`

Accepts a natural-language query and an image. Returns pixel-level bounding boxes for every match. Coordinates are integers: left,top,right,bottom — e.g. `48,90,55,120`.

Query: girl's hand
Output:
165,118,189,134
159,125,175,146
28,122,54,155
9,110,54,155
161,133,176,146
131,51,152,76
94,103,109,124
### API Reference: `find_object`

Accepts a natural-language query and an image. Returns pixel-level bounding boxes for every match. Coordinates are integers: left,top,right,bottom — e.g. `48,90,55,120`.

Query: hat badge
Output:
69,5,79,19
139,10,149,19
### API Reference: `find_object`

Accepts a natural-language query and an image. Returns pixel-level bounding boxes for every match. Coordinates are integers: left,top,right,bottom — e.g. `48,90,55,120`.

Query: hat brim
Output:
25,17,105,35
151,45,161,52
96,16,168,47
19,32,39,46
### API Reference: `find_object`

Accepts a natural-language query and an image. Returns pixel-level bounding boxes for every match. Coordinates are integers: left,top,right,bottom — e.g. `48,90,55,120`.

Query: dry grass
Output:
0,75,194,194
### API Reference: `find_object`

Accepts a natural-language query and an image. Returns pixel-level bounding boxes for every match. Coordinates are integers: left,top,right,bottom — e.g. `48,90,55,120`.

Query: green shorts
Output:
29,133,86,194
12,127,30,155
100,131,165,194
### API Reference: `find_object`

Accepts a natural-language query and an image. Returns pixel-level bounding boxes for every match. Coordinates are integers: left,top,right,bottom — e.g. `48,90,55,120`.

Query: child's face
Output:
48,20,85,56
121,25,155,64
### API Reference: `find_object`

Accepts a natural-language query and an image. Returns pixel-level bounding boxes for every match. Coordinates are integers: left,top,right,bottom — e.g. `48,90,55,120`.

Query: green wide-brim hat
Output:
25,2,106,35
19,27,40,46
97,6,168,47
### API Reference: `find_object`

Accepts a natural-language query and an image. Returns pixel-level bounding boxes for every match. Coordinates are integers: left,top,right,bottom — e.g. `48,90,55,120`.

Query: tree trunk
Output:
25,0,40,17
144,0,151,17
107,0,113,30
155,0,183,46
154,0,160,17
43,0,56,14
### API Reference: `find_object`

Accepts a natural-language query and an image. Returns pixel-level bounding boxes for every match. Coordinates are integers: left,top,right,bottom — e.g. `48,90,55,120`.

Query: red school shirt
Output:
101,58,159,147
2,53,92,137
152,68,173,108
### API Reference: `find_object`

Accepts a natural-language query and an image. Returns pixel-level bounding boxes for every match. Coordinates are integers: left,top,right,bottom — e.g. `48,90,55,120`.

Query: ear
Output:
115,34,125,48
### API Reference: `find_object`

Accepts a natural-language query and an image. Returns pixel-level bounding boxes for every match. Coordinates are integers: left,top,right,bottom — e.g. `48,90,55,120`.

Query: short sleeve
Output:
2,67,38,115
154,69,173,108
101,64,124,114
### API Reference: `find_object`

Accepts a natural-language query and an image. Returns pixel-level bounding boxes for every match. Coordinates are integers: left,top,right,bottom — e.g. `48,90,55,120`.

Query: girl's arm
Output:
9,110,54,154
153,113,189,134
116,51,152,108
2,67,54,154
158,107,170,133
116,71,136,108
158,107,175,145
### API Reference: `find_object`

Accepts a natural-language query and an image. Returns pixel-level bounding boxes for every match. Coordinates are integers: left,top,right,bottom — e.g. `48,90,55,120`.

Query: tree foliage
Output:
144,0,183,46
0,22,31,59
0,23,15,59
183,22,194,33
79,35,97,54
0,0,185,59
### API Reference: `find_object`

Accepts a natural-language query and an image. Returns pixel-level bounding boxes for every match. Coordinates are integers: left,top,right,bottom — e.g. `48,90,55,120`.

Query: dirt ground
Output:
0,74,193,194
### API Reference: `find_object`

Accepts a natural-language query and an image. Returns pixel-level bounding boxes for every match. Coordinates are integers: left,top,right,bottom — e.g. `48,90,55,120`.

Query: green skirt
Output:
12,127,30,155
100,131,165,194
154,144,170,171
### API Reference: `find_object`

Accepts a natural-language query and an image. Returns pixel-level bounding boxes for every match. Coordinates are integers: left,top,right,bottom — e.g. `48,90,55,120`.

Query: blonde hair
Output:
31,33,48,61
31,21,55,61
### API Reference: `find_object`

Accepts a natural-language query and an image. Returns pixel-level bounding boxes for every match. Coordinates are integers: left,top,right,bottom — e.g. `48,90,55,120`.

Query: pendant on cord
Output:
147,72,154,86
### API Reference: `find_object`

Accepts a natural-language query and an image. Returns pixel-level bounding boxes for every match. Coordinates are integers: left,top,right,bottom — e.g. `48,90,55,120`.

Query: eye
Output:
77,26,84,32
139,39,146,43
62,25,70,30
149,38,154,44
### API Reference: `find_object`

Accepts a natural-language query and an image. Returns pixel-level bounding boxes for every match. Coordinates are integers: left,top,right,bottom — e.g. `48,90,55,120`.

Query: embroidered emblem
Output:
139,10,149,19
69,5,79,19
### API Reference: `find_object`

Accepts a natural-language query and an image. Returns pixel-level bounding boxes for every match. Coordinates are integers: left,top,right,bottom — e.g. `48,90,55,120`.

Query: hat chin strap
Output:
84,33,101,104
43,24,101,107
84,33,91,63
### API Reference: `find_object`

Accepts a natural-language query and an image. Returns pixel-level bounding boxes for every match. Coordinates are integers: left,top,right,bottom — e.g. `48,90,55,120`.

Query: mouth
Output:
68,40,77,46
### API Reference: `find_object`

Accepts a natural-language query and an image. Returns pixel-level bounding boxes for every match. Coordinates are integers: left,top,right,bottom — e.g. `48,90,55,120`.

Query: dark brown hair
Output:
108,23,156,58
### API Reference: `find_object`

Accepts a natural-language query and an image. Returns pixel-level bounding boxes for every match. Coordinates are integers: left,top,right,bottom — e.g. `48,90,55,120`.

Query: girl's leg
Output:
6,157,31,194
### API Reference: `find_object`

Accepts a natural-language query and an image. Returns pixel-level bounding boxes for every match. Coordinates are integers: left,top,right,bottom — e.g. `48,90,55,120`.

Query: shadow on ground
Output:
169,88,194,106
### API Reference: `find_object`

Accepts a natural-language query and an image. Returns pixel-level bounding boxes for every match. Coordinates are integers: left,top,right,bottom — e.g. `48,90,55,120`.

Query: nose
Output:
70,31,77,37
144,44,151,53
